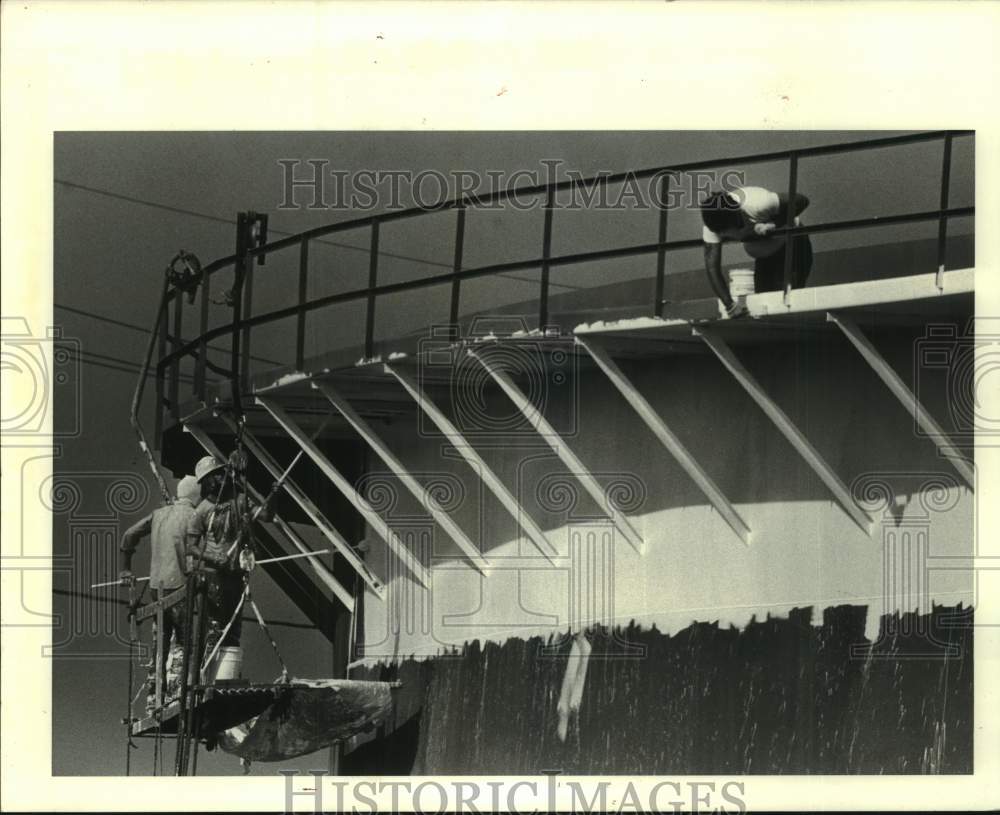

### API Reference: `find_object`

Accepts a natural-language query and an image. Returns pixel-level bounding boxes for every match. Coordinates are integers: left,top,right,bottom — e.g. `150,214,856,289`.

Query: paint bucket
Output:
212,646,243,681
728,268,756,299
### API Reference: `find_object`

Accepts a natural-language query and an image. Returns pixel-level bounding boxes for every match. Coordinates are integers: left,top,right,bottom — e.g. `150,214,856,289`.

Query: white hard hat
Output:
194,455,226,483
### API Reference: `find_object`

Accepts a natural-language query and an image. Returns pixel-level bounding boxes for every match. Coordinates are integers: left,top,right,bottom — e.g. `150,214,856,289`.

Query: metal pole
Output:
296,237,309,369
169,290,183,411
174,573,196,775
240,250,255,387
936,134,954,291
154,581,164,712
196,270,210,399
187,586,210,776
654,172,670,317
130,272,173,503
365,220,380,359
782,153,800,304
256,550,331,566
230,212,249,417
539,188,555,330
450,207,466,327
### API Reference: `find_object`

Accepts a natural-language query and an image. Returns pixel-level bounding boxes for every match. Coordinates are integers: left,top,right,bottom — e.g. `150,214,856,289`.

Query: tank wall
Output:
359,334,974,662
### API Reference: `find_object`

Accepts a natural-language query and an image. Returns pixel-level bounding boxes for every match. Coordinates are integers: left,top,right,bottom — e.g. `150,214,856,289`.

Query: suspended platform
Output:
132,678,400,762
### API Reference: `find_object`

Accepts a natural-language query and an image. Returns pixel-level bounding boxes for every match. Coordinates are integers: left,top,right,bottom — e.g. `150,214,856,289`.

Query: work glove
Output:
118,569,136,587
753,222,777,237
725,300,749,319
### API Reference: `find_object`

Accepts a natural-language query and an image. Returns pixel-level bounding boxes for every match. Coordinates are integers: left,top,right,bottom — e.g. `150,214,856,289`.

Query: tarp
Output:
215,677,396,762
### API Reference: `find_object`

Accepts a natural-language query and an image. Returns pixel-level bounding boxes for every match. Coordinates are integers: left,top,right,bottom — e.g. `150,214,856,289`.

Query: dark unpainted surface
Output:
346,603,972,775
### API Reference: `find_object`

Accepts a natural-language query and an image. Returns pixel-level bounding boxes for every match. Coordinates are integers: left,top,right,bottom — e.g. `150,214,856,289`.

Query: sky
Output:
46,129,974,775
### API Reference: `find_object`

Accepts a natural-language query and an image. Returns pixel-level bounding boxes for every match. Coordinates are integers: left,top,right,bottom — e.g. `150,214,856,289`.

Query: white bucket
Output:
728,268,756,299
212,646,243,681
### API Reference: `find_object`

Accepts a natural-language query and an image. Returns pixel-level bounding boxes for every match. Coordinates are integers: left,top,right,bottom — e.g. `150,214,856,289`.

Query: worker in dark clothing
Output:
700,185,812,316
186,455,272,669
119,474,200,710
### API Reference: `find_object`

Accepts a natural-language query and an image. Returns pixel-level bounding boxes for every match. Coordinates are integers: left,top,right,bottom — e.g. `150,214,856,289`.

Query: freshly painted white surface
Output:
358,336,974,662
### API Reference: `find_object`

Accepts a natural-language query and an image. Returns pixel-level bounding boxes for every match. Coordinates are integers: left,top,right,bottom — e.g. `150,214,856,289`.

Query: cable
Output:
59,347,199,384
54,303,286,369
55,178,450,269
54,177,582,290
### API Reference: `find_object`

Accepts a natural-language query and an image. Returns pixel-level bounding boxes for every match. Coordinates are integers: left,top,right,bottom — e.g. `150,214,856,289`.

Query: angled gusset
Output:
311,380,492,576
575,336,752,547
693,326,877,536
467,349,646,554
218,414,389,598
184,421,356,611
254,397,434,588
827,311,975,490
385,363,559,563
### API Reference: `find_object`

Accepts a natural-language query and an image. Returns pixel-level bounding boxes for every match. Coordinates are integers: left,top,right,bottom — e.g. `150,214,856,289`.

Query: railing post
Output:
365,219,380,359
449,206,466,328
195,270,210,400
154,316,167,449
654,172,671,317
296,237,309,369
230,212,248,406
169,290,182,414
936,133,954,291
782,152,800,304
240,253,255,386
539,188,555,330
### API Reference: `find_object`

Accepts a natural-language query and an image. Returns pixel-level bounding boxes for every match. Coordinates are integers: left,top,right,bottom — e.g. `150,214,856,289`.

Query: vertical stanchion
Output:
154,318,167,448
196,272,210,400
174,573,196,775
296,237,309,369
365,219,380,359
936,134,954,291
169,291,182,413
230,212,249,410
240,258,255,387
449,207,466,327
654,172,670,317
782,153,799,304
154,582,164,711
539,188,555,330
188,586,209,777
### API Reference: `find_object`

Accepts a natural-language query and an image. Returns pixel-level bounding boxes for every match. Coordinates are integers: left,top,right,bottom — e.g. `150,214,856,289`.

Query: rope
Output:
248,593,289,682
131,675,149,709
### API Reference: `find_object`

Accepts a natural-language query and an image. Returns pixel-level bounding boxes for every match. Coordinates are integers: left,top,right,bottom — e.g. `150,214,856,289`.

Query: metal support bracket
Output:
254,397,434,587
184,422,356,610
693,325,876,535
385,362,559,563
576,336,752,546
311,381,491,575
826,311,974,489
467,348,646,554
219,413,390,598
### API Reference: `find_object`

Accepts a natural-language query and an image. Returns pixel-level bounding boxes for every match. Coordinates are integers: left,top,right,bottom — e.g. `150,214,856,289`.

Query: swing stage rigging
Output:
117,213,398,777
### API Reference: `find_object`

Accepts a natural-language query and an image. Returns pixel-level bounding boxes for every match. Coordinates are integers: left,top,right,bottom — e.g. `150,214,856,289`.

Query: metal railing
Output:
150,129,973,443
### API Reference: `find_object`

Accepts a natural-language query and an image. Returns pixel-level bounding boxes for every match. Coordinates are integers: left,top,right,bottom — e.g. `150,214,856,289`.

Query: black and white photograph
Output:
2,3,999,813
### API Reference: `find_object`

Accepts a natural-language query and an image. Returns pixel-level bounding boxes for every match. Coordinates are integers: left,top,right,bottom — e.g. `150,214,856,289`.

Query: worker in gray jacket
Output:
119,474,200,709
